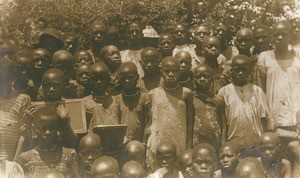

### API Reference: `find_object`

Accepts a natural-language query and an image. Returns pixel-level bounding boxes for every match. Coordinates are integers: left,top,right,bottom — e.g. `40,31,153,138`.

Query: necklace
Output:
122,90,139,97
162,83,180,91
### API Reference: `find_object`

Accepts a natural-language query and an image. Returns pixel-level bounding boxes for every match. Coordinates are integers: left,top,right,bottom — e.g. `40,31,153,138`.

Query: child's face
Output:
92,26,106,44
235,30,253,54
141,52,160,73
272,24,291,50
194,26,210,45
127,23,143,43
219,146,239,173
231,59,250,85
119,68,138,90
260,136,280,163
204,38,221,58
156,148,177,170
63,36,78,55
158,35,175,56
193,66,212,91
89,69,110,92
180,151,193,177
173,24,188,45
53,58,74,80
192,148,216,177
15,57,32,80
75,51,93,68
79,144,102,171
42,74,64,101
32,50,50,75
76,65,90,86
161,62,180,85
104,46,121,66
254,28,270,52
291,18,300,38
33,115,61,145
179,57,192,74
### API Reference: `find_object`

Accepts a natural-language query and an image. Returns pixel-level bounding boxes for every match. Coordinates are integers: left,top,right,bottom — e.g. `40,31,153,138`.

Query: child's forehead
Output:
77,65,89,71
42,72,64,81
174,24,186,31
16,56,32,63
205,37,220,45
106,46,118,52
194,66,210,74
194,148,215,159
220,145,235,154
196,25,209,32
162,61,180,69
34,115,59,125
237,28,253,38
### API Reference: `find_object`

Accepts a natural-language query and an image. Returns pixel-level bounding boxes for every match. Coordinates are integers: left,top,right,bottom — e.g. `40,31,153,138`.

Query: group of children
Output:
0,17,300,178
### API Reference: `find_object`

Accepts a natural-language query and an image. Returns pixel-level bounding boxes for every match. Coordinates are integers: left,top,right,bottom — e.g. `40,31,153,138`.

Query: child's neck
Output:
179,73,191,83
144,70,160,79
128,42,142,51
92,90,106,97
275,47,293,60
205,57,219,68
37,143,57,151
162,82,179,91
13,79,29,91
92,43,104,55
233,81,248,87
240,50,251,57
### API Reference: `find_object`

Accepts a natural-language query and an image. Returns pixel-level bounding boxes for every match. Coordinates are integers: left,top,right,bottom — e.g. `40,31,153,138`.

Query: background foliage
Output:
0,0,298,49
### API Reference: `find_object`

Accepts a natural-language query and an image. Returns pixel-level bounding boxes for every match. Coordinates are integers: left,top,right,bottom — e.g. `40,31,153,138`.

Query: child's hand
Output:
23,105,36,123
56,104,70,126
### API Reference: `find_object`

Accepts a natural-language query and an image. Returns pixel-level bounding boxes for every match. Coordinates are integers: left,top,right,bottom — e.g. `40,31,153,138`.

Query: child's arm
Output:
57,104,78,148
184,88,195,149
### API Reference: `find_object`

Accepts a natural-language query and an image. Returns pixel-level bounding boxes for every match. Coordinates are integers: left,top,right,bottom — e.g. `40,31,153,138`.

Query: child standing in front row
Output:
17,106,79,177
218,55,275,157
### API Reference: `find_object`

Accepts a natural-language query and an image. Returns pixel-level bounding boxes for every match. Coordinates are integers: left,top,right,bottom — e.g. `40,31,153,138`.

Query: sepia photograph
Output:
0,0,300,177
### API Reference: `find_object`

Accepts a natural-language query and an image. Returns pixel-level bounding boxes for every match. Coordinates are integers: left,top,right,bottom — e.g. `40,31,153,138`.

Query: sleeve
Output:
16,153,27,174
257,52,266,76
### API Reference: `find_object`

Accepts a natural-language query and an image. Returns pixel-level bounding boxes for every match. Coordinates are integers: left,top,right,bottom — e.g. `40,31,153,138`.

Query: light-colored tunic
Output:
257,50,300,127
121,49,144,78
218,83,267,150
147,86,187,169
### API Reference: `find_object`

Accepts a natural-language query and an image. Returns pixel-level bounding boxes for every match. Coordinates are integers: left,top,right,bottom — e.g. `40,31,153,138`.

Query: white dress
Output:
258,50,300,127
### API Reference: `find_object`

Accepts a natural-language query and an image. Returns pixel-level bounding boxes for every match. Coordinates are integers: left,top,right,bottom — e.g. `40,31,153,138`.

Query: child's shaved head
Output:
236,157,266,178
91,156,119,177
121,161,144,178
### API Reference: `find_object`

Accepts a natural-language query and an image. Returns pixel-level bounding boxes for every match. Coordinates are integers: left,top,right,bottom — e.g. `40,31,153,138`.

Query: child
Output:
174,51,194,90
192,143,217,178
148,142,184,178
82,62,119,129
193,64,226,150
79,132,102,177
157,33,175,58
259,132,292,178
88,20,107,60
52,50,77,99
147,56,194,170
235,157,266,178
192,24,210,68
62,33,78,56
179,149,193,177
76,64,91,98
115,62,151,142
124,140,146,165
74,50,94,69
214,142,240,178
122,160,145,178
30,48,51,89
12,50,38,101
235,28,254,57
253,25,271,55
91,156,120,178
16,107,79,177
202,36,229,94
98,45,121,75
214,21,239,61
257,20,300,146
218,55,275,157
172,23,195,58
139,47,163,93
121,21,145,78
40,69,78,148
